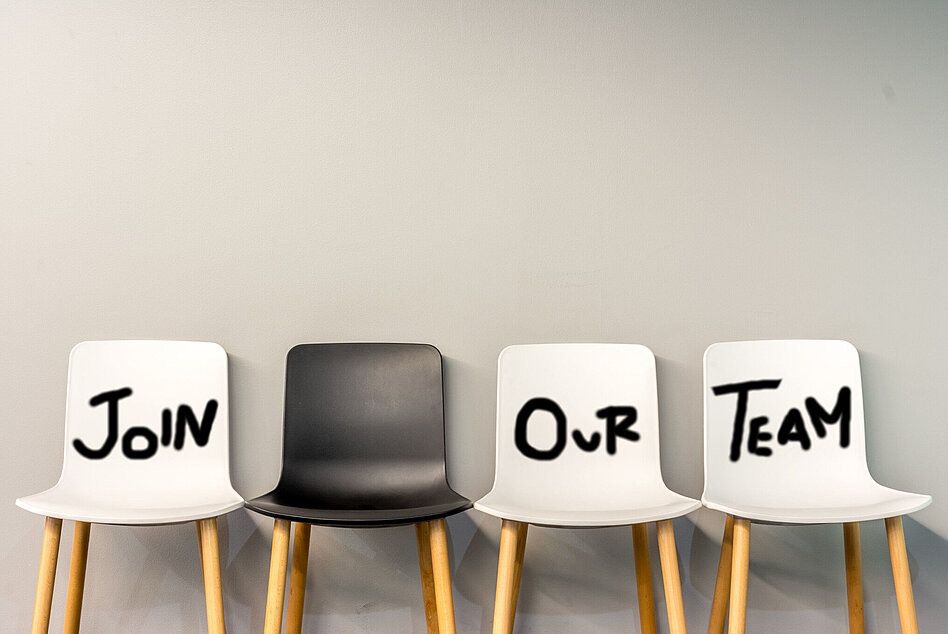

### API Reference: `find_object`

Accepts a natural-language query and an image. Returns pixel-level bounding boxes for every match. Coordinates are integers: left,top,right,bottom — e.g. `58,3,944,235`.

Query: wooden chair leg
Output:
285,523,311,634
727,518,751,634
507,522,528,634
843,522,865,634
265,519,292,634
885,516,919,634
491,519,523,634
64,521,91,634
415,522,439,634
429,519,457,634
656,519,687,634
708,516,734,634
197,517,226,634
631,523,656,634
32,516,63,634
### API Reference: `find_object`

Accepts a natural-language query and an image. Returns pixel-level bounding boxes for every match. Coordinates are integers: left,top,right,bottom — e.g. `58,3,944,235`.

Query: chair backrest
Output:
59,340,233,499
276,343,448,502
702,340,872,508
490,344,668,508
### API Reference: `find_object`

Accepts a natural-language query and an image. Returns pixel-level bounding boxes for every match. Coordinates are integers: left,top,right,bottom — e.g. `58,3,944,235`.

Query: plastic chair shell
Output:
702,340,931,524
16,340,243,525
475,343,699,527
244,342,470,527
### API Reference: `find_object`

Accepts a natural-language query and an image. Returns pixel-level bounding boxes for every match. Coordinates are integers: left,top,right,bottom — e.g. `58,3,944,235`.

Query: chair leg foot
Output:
429,519,457,634
885,516,919,634
656,519,687,634
843,522,865,634
32,516,63,634
728,518,751,634
64,521,91,634
286,523,311,634
491,519,525,634
197,518,226,634
708,515,734,634
415,522,439,633
264,519,291,634
632,523,656,634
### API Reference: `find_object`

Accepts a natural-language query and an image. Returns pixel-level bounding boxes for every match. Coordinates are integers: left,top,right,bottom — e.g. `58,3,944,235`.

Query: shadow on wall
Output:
689,514,948,632
654,354,704,498
442,354,496,499
223,509,452,632
455,516,642,623
14,508,943,631
227,352,283,500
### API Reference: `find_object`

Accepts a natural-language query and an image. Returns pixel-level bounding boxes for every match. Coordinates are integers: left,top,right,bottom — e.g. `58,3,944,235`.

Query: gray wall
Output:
2,1,946,631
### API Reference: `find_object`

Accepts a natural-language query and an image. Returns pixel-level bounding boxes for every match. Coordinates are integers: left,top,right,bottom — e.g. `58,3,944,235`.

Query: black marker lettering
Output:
597,406,639,454
805,387,851,448
122,426,158,459
173,400,218,450
571,429,602,452
514,398,567,460
73,387,133,459
711,380,782,461
777,407,811,450
161,408,173,447
747,416,772,456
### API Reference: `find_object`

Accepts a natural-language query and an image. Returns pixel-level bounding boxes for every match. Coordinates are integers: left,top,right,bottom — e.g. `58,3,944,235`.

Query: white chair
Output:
16,341,243,634
475,344,700,634
702,340,931,634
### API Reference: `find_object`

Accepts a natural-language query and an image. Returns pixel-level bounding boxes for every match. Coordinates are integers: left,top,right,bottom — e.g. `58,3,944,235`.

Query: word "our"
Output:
712,379,851,462
73,387,218,460
515,397,639,460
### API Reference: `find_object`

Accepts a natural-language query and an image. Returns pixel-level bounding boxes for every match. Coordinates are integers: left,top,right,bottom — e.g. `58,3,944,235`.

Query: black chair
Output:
247,343,471,634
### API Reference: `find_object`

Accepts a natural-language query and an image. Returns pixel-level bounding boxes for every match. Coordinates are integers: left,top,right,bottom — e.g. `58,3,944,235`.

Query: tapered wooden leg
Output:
429,519,457,634
197,518,226,634
285,523,311,634
64,521,91,634
656,520,687,634
631,523,656,634
415,522,439,633
506,522,528,634
885,516,919,634
491,519,523,634
265,519,291,634
728,519,751,634
32,516,63,634
843,522,865,634
708,516,735,634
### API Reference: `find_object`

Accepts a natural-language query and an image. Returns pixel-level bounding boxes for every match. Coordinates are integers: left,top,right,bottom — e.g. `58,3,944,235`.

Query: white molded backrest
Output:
703,340,872,507
491,344,667,508
57,341,233,499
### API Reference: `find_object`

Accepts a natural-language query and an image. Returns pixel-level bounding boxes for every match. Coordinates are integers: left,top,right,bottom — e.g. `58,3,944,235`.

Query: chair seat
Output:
245,490,472,527
474,489,700,527
702,485,932,524
16,484,244,525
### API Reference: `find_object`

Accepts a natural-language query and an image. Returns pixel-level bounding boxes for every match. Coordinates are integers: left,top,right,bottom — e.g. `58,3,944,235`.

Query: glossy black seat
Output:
247,343,470,634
